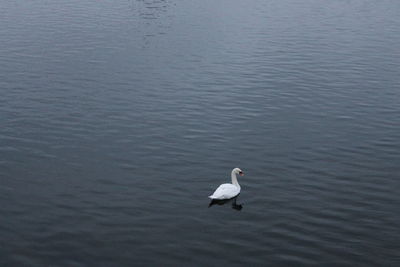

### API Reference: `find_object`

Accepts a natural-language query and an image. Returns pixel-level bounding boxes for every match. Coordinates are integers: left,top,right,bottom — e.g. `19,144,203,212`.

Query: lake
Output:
1,0,399,265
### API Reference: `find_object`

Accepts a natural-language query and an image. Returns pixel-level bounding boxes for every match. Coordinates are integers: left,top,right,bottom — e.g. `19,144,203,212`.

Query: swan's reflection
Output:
208,196,243,211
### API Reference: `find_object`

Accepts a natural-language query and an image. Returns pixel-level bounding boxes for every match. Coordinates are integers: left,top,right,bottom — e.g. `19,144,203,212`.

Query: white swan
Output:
208,168,244,200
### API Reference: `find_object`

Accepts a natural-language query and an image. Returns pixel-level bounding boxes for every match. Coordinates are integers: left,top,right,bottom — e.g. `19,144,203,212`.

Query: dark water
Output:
1,0,400,265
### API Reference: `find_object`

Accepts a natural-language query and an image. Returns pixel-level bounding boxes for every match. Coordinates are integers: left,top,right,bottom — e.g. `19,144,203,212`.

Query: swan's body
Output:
209,168,243,200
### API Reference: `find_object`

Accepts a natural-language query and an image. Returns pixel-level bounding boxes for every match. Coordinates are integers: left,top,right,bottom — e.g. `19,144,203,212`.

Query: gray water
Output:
1,0,400,266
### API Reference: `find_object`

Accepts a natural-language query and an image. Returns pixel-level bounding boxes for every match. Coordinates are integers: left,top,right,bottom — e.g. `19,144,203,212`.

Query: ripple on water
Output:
1,0,400,266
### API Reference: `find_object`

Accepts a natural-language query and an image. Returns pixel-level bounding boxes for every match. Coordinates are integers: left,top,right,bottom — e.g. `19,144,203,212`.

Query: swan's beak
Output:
239,171,244,176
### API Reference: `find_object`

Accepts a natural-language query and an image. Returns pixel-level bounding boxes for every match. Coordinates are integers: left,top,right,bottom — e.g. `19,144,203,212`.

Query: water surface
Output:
1,0,400,265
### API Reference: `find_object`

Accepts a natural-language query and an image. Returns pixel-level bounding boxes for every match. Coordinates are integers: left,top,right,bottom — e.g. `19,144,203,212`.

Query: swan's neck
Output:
231,171,240,187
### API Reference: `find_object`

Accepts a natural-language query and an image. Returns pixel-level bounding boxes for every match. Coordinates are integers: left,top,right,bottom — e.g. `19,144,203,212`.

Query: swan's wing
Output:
209,183,240,199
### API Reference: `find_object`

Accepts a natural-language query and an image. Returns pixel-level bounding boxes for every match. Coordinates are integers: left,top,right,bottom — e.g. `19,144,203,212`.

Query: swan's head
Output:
233,168,244,176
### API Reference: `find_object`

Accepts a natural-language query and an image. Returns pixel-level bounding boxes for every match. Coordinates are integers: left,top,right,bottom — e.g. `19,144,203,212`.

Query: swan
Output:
208,168,244,200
